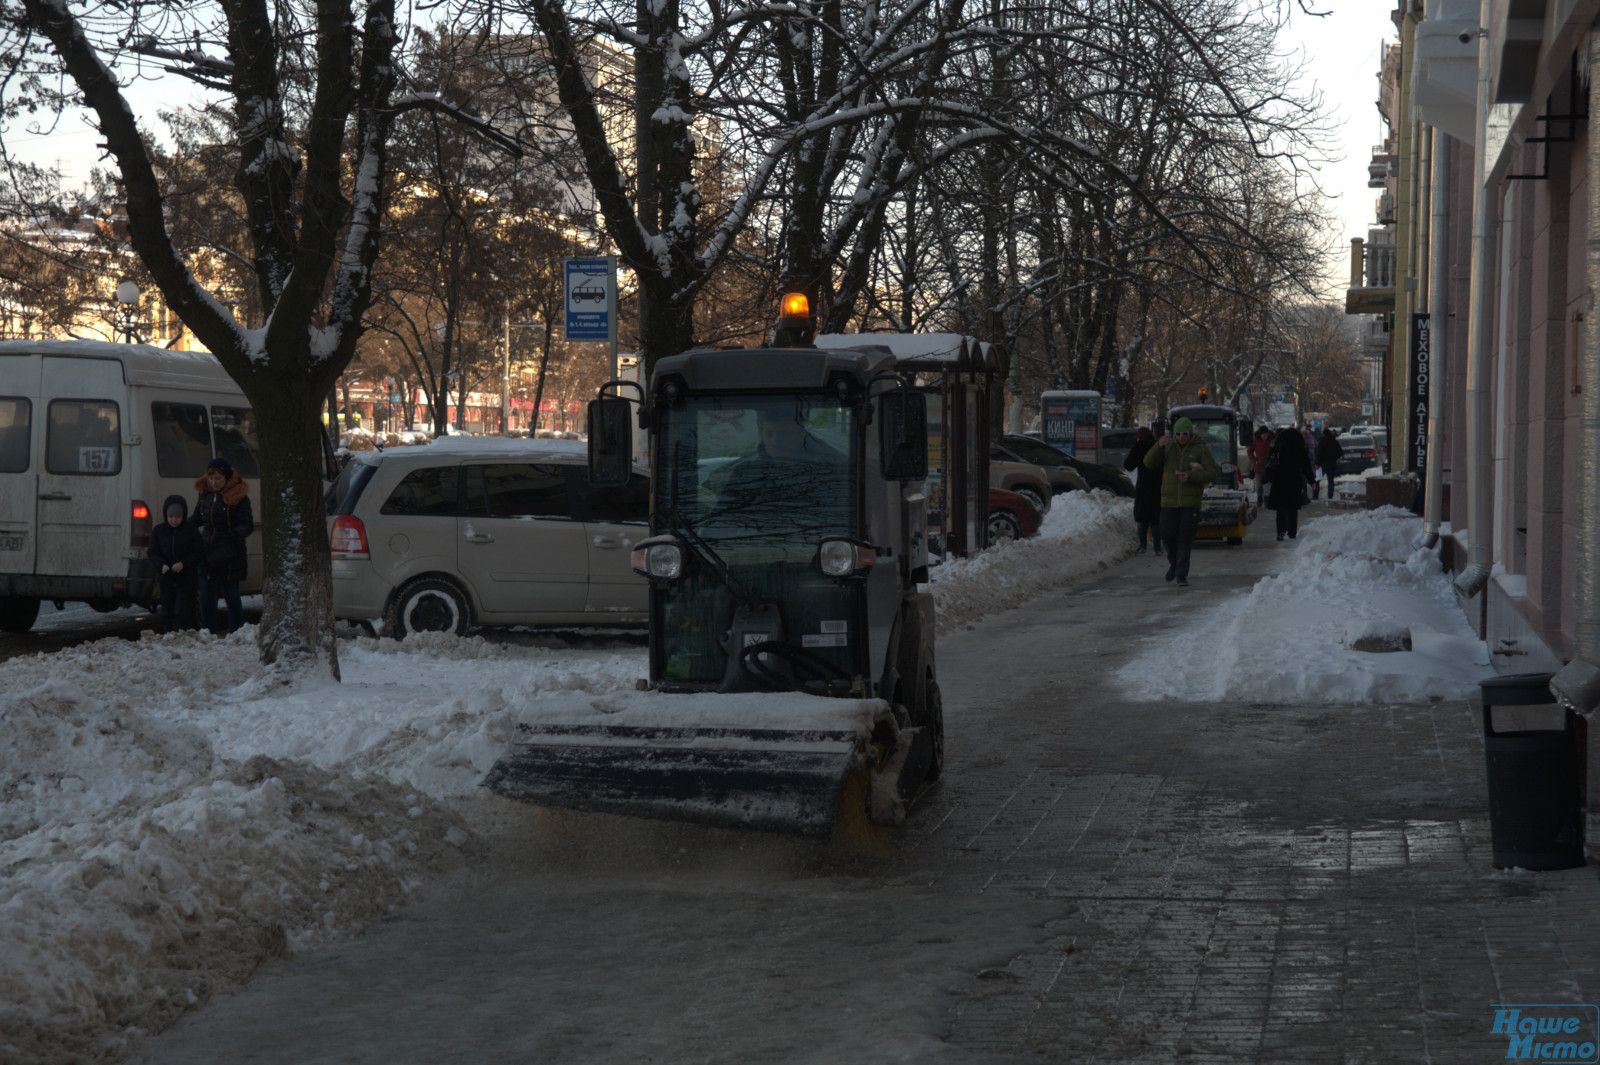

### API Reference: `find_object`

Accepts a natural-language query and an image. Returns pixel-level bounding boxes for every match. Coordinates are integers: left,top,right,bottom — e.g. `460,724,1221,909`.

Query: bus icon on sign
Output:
572,277,607,304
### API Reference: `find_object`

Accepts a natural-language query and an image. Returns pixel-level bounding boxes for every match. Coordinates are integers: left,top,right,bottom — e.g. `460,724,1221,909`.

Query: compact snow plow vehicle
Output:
483,298,943,836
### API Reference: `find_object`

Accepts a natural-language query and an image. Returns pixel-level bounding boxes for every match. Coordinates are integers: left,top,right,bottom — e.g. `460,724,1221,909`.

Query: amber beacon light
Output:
775,292,815,345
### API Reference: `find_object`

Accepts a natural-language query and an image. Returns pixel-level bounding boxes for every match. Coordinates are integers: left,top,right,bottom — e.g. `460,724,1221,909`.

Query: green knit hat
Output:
1172,417,1194,433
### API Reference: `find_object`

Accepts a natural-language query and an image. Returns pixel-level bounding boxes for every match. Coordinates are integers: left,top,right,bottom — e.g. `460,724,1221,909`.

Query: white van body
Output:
0,340,262,631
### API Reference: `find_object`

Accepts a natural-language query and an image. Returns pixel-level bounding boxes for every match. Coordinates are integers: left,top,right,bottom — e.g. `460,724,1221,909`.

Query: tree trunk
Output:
251,379,341,680
639,278,695,372
533,329,553,432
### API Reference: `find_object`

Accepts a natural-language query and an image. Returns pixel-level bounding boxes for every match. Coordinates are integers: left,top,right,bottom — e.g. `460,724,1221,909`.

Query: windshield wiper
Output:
664,443,761,609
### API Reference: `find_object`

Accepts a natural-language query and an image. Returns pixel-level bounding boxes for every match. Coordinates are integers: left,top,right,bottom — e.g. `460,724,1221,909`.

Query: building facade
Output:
1360,0,1600,845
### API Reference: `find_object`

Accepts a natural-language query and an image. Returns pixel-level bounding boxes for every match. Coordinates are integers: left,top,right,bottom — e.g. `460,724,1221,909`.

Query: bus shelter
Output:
815,333,999,558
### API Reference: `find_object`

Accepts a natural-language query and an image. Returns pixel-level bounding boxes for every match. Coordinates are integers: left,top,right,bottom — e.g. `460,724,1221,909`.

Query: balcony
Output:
1376,188,1396,225
1368,145,1392,188
1345,237,1396,315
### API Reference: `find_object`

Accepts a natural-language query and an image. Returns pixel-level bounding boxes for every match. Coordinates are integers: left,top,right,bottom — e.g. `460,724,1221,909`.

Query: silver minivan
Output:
325,438,649,636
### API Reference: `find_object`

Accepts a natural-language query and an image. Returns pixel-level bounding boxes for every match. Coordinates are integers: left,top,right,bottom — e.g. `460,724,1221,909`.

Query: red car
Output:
988,486,1042,544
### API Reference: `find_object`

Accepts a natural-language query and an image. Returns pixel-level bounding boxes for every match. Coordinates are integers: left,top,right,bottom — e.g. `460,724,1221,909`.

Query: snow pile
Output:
928,490,1132,635
0,630,640,1065
1116,507,1492,704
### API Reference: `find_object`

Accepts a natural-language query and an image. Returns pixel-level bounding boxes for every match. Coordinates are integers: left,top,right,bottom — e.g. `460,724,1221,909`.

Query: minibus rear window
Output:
152,402,212,477
0,397,28,473
47,399,121,475
211,406,261,476
45,398,119,473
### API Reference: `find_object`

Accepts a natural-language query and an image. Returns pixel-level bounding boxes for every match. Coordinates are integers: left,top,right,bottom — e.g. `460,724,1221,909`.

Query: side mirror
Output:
587,397,633,487
879,391,928,481
1237,418,1253,446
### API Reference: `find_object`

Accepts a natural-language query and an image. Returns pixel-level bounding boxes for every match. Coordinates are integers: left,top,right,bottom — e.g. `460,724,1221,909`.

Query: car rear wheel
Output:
387,579,471,638
0,595,40,633
988,510,1024,544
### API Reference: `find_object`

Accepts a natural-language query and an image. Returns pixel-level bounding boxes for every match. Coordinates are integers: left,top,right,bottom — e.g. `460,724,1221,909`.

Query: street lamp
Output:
115,281,140,343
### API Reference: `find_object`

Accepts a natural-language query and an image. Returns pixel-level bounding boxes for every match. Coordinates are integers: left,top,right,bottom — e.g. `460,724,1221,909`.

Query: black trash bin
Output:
1481,673,1585,870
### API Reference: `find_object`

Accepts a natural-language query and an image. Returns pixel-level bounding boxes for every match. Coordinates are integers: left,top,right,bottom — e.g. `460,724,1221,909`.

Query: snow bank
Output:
1115,507,1492,705
0,630,640,1065
928,490,1133,635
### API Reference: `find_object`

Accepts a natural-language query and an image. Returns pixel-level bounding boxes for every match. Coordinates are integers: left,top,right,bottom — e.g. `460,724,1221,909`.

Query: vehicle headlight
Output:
818,538,876,577
632,540,683,580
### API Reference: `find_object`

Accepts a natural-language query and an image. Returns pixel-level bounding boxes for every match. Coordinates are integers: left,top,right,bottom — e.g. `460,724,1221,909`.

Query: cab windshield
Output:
655,393,860,558
1186,418,1235,469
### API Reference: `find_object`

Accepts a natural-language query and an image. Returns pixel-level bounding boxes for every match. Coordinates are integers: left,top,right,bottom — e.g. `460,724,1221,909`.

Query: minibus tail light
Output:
130,500,152,549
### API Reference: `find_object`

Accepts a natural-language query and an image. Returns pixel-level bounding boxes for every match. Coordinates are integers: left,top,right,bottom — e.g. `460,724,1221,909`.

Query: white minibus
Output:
0,340,261,632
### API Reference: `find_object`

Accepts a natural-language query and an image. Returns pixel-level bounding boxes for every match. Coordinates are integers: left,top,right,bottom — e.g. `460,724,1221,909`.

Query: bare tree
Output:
0,0,517,680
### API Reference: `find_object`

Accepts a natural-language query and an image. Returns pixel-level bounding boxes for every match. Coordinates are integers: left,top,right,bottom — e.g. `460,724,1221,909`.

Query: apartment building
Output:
1360,0,1600,846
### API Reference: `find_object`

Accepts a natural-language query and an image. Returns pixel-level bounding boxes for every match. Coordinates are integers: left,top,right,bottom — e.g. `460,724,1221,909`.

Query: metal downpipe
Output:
1417,124,1451,551
1551,30,1600,712
1451,0,1494,600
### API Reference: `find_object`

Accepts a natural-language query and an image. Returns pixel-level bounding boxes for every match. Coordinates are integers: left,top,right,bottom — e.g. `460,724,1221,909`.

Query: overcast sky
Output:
1278,3,1397,296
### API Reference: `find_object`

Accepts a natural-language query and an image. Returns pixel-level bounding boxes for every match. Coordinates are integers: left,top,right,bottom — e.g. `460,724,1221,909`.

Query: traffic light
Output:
1197,387,1209,402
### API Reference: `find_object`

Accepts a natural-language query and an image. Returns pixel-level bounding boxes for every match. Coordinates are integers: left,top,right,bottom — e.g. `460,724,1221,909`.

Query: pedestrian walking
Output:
1143,416,1218,587
1263,425,1315,541
1124,426,1163,555
193,457,254,636
148,494,202,631
1315,428,1343,502
1246,426,1274,507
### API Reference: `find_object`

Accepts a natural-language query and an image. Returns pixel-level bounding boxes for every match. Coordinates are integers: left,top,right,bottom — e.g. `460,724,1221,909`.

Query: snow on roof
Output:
814,332,973,363
350,435,649,470
421,434,587,456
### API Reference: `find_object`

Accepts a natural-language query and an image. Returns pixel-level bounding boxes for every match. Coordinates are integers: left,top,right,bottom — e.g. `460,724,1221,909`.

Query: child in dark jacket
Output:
148,494,202,631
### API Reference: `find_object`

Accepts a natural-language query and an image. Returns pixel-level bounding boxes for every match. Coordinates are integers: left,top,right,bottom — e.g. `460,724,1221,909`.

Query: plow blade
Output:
482,723,864,837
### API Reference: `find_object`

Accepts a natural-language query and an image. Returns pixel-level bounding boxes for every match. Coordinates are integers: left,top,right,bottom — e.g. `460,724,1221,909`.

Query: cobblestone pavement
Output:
921,529,1600,1063
131,519,1600,1064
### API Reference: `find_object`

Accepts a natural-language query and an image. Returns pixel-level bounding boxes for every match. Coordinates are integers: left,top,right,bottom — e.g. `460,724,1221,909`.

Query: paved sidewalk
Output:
917,530,1600,1064
127,522,1597,1065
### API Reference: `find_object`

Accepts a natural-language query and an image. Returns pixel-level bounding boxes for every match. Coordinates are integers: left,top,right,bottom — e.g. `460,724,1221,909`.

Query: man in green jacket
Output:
1143,416,1219,586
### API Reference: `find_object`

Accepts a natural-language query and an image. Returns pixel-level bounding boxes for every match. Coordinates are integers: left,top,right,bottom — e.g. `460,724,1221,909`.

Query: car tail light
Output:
330,514,370,560
130,500,152,549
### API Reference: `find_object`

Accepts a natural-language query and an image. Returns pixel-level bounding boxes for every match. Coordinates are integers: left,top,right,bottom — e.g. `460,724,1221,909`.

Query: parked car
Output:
1099,427,1141,471
989,456,1054,515
325,437,649,636
1334,434,1382,477
988,486,1042,544
1368,428,1390,468
996,434,1135,497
